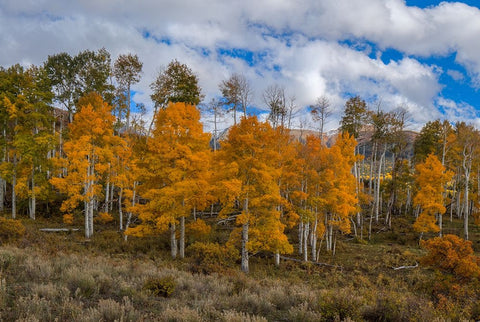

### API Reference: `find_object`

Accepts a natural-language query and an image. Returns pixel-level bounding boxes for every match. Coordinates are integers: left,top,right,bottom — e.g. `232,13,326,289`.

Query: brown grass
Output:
0,218,479,320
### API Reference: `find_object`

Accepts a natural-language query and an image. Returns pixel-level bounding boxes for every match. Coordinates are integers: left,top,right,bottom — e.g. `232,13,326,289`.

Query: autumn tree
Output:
50,93,122,238
296,135,324,261
0,65,55,219
219,73,252,125
413,154,453,238
322,133,359,253
149,60,203,137
126,102,211,259
216,116,293,272
113,53,143,131
421,234,480,280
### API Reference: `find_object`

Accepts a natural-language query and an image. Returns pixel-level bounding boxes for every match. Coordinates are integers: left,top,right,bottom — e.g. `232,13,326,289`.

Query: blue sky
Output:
1,0,480,132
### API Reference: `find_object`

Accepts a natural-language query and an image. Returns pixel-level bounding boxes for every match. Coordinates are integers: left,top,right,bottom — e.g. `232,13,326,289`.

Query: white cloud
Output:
447,69,465,82
1,0,480,131
437,97,480,123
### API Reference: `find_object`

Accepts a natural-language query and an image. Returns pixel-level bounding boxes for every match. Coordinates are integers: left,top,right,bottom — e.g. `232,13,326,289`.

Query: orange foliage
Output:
63,214,74,225
128,102,211,239
95,212,114,224
0,217,25,240
413,213,440,234
50,93,124,237
216,116,293,257
186,219,211,241
421,234,480,279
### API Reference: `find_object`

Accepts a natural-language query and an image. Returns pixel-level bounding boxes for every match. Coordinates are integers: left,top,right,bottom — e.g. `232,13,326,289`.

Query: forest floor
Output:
0,215,479,321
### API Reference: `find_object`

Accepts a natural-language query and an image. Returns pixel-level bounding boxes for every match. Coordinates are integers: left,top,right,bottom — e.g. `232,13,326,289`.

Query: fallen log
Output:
392,262,419,270
39,228,80,232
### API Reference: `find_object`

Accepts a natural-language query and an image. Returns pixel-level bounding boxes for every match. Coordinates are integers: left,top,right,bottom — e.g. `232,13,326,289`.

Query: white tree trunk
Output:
311,217,318,261
170,223,177,259
11,153,17,219
29,171,36,220
124,181,137,241
275,251,280,267
464,172,470,240
241,222,249,273
118,187,123,230
375,146,386,222
109,182,114,211
241,197,249,273
463,148,472,240
303,222,309,261
104,177,110,213
179,216,185,259
298,221,303,254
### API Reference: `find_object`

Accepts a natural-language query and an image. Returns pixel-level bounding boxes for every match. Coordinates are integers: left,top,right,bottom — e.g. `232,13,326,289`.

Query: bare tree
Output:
264,84,286,128
200,98,225,151
113,53,143,131
310,95,331,145
219,73,252,125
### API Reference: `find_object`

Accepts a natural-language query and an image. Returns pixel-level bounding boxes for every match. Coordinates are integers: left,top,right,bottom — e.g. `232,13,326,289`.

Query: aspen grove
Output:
3,48,480,275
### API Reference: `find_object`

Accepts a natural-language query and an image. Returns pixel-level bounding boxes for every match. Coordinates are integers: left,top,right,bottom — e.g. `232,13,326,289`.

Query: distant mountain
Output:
212,126,418,159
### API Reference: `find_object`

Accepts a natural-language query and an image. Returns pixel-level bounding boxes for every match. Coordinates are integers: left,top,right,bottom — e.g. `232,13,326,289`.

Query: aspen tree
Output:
216,116,293,272
126,102,211,259
413,154,453,239
50,93,121,238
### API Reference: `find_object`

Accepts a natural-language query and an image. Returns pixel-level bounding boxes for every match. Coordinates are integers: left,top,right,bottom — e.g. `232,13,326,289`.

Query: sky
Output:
1,0,480,133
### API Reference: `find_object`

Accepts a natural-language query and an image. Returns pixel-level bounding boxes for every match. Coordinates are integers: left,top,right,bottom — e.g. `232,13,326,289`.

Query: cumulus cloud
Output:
1,0,479,131
447,69,465,82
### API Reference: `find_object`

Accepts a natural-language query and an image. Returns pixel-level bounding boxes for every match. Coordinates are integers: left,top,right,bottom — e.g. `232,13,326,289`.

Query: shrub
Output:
420,234,480,280
318,288,363,321
94,212,114,224
187,242,238,274
94,297,140,322
0,217,25,241
186,219,211,241
143,276,176,298
65,269,98,298
63,214,74,225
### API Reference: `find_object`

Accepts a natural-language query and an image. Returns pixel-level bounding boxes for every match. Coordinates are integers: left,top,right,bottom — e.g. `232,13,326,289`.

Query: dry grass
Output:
0,218,479,321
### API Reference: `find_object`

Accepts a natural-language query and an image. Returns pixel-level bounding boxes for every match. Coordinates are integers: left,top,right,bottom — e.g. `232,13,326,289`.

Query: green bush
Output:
143,276,176,298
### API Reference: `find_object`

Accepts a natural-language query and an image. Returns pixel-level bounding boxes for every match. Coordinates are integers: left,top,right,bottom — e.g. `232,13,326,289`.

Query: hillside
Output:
0,217,479,321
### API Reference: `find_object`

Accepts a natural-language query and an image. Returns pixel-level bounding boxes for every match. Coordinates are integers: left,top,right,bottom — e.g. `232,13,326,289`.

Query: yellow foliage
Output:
186,219,211,240
50,93,124,231
0,217,25,240
421,234,480,280
132,102,212,239
413,213,440,234
217,116,294,257
413,154,452,233
95,212,114,224
63,214,74,225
